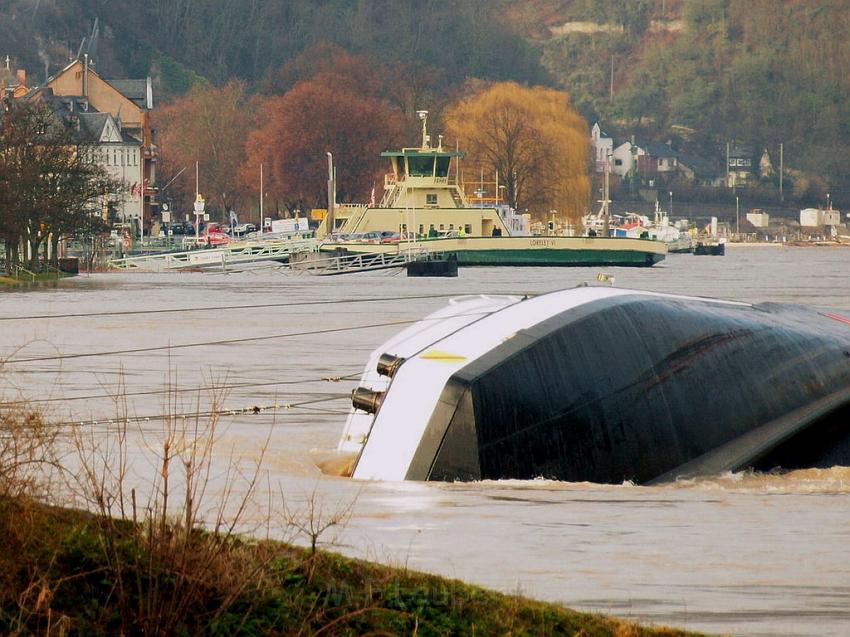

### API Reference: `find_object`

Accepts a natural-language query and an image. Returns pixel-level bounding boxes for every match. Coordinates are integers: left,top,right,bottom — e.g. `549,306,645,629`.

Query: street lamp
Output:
669,191,673,217
827,192,831,211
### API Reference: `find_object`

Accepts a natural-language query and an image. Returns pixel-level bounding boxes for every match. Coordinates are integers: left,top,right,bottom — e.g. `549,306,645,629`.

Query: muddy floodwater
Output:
2,246,850,636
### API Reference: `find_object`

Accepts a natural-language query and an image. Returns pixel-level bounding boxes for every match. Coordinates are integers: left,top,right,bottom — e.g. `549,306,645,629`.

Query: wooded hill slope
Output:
4,0,849,200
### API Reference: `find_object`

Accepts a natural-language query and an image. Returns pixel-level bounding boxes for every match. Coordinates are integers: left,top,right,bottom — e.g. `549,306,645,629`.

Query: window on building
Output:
614,159,623,166
439,224,445,231
419,224,424,235
426,193,438,206
464,224,473,235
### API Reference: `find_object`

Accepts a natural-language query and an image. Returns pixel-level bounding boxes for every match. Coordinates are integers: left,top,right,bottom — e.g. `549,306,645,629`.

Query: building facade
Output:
40,58,157,227
590,123,613,173
32,91,144,227
0,55,29,100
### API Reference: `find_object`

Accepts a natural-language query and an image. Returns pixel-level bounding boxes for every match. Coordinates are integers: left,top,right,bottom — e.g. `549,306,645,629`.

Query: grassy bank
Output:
0,497,701,637
0,271,73,286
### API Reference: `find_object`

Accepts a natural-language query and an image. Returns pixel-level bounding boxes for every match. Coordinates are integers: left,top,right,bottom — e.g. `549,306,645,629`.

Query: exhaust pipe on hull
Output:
352,387,385,414
376,353,405,378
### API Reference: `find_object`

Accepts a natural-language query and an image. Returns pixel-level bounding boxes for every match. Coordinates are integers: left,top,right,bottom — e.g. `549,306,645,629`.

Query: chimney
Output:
16,69,25,86
83,54,89,97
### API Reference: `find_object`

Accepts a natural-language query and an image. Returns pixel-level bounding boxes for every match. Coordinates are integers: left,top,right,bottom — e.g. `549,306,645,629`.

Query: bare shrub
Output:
0,402,60,500
68,379,278,636
281,483,358,558
0,365,365,635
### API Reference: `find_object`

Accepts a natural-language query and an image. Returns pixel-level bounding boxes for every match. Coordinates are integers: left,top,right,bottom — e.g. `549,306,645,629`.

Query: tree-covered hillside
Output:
4,0,545,96
4,0,850,203
526,0,850,200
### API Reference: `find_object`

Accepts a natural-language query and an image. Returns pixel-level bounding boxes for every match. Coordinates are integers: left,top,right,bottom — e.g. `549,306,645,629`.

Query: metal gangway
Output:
107,236,319,272
289,247,429,275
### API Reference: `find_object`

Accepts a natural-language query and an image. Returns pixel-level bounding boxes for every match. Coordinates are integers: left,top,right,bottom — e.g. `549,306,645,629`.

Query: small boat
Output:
338,287,850,484
694,241,725,256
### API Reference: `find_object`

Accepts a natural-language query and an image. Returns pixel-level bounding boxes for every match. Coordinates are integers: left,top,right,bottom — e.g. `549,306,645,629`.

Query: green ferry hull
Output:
321,236,666,267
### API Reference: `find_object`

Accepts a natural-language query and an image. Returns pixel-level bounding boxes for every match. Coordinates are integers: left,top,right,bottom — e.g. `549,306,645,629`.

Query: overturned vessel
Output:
338,287,850,484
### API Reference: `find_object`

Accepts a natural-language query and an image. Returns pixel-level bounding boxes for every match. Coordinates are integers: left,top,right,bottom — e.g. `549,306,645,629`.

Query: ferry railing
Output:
107,236,319,272
291,246,429,276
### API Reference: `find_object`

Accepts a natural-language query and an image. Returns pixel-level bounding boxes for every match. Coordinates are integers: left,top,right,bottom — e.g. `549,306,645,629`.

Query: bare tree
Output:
0,99,118,273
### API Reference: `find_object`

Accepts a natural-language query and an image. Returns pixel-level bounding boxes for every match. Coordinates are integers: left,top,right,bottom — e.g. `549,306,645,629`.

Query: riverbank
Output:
726,240,850,248
0,271,74,286
0,497,697,636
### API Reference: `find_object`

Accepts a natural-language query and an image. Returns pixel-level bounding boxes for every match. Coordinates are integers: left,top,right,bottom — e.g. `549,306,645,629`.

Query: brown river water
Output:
2,246,849,636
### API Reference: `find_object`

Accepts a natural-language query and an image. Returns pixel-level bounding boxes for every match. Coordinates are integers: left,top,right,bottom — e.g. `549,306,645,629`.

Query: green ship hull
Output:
321,236,666,267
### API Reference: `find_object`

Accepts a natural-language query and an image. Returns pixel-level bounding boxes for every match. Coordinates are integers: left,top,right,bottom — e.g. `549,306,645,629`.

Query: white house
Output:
79,111,144,225
746,210,770,228
41,92,143,226
611,142,640,177
590,123,613,173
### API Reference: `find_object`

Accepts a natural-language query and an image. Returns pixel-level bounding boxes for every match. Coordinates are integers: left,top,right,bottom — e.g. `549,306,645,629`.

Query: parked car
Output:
231,223,257,237
379,231,401,243
181,222,231,248
205,223,231,247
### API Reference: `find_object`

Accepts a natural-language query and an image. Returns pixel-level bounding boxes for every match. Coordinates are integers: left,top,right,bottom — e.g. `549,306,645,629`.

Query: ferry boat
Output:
317,113,665,267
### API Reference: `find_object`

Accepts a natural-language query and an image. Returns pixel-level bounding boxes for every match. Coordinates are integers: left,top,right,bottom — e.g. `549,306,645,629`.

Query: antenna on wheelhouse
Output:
417,110,429,149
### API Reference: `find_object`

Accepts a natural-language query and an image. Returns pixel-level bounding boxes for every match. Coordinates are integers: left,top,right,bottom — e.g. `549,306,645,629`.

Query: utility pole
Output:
779,143,784,203
603,152,611,236
610,55,615,101
259,162,264,231
326,152,335,236
193,160,203,246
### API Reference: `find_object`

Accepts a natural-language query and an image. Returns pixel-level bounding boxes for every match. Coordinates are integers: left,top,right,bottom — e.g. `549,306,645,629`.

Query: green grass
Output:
0,498,704,637
0,271,73,285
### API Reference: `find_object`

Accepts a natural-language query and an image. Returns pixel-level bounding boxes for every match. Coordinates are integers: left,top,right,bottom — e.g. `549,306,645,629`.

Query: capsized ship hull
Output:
339,288,850,484
322,236,666,267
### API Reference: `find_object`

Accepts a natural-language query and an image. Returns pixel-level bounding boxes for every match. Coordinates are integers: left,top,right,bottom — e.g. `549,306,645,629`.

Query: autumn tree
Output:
261,42,445,142
156,80,260,220
260,43,383,97
240,79,405,212
444,82,591,223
